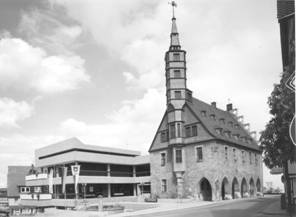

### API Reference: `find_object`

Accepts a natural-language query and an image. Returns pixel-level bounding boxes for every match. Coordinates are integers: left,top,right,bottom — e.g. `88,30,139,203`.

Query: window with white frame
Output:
20,187,30,193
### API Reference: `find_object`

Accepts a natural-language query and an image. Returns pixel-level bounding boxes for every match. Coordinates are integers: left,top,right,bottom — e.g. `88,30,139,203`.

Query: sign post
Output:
71,165,80,201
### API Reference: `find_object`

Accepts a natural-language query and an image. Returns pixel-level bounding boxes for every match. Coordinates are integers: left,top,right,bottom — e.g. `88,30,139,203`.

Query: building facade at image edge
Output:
148,14,263,201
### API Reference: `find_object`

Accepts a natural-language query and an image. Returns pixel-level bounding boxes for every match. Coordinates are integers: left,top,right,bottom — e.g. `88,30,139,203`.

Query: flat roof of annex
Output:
35,138,149,167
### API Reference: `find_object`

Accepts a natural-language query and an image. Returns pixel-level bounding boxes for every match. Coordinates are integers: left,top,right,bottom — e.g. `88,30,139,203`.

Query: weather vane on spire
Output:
169,1,177,18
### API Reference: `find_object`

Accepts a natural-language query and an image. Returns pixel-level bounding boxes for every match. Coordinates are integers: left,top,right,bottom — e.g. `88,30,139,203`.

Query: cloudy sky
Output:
0,0,284,189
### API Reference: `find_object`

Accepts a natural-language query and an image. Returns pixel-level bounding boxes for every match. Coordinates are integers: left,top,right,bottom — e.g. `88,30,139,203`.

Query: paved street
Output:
128,196,291,217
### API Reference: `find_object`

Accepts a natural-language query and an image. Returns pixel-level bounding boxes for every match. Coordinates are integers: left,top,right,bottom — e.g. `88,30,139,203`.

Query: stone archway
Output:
256,178,261,193
241,178,248,198
232,177,239,199
221,177,231,200
199,178,212,201
249,178,255,197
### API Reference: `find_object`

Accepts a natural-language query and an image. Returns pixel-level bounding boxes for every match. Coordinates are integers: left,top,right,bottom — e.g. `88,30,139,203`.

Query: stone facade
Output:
150,130,263,200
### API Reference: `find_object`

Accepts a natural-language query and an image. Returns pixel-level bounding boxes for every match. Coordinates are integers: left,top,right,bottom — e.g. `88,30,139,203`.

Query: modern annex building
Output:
22,138,150,200
148,14,263,200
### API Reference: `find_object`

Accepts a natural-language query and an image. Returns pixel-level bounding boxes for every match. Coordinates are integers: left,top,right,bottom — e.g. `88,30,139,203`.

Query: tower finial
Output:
169,1,177,18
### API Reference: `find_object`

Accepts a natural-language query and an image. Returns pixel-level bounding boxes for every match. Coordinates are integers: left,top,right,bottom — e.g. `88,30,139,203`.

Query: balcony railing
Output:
61,169,151,177
25,173,48,181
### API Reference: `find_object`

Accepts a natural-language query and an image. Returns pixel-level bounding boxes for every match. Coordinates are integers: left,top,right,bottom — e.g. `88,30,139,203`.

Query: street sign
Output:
71,165,80,176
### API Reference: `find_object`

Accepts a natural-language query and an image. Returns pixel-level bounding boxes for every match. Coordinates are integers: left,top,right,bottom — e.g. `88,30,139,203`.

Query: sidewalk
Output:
258,199,293,217
110,200,213,217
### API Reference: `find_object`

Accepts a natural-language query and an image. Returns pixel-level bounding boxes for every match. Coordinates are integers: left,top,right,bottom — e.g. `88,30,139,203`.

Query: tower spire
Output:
169,1,180,50
169,1,177,18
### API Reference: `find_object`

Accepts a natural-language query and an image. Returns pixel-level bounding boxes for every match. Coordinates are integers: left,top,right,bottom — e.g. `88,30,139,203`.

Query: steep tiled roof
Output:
277,0,295,20
188,98,260,151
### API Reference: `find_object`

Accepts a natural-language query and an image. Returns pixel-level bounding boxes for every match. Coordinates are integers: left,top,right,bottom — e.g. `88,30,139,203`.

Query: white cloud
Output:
50,0,167,90
18,9,84,54
0,37,89,94
0,98,33,128
0,134,65,187
60,89,165,152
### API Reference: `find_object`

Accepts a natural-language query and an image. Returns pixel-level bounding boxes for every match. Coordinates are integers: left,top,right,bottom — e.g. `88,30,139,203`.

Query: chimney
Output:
226,103,233,112
211,102,216,108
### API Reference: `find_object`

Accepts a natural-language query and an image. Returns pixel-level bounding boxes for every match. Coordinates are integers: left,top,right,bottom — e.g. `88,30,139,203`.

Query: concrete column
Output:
132,166,136,177
137,184,141,195
107,184,111,198
133,184,137,196
107,164,111,177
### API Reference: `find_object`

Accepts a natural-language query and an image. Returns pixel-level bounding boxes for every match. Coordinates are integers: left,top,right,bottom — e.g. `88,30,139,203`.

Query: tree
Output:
260,69,295,169
260,68,295,212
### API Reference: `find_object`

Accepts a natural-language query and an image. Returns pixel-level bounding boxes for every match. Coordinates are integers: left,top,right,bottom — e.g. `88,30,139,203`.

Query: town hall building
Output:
148,11,263,201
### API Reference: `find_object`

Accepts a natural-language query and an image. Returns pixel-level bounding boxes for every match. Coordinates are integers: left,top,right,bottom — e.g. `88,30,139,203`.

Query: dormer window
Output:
215,128,222,135
210,114,216,120
173,70,181,78
201,110,206,117
228,121,233,128
173,53,180,61
219,118,225,125
233,134,239,140
224,131,231,138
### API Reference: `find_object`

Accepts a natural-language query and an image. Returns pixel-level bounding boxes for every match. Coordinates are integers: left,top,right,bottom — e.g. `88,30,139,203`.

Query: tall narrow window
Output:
161,153,166,166
170,124,175,139
225,146,228,160
196,147,203,162
192,125,198,136
161,179,167,192
173,53,180,61
210,114,216,120
174,70,181,78
255,154,258,166
185,126,191,137
242,151,245,163
175,149,182,163
249,152,252,164
160,131,168,143
177,123,181,137
175,91,182,99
